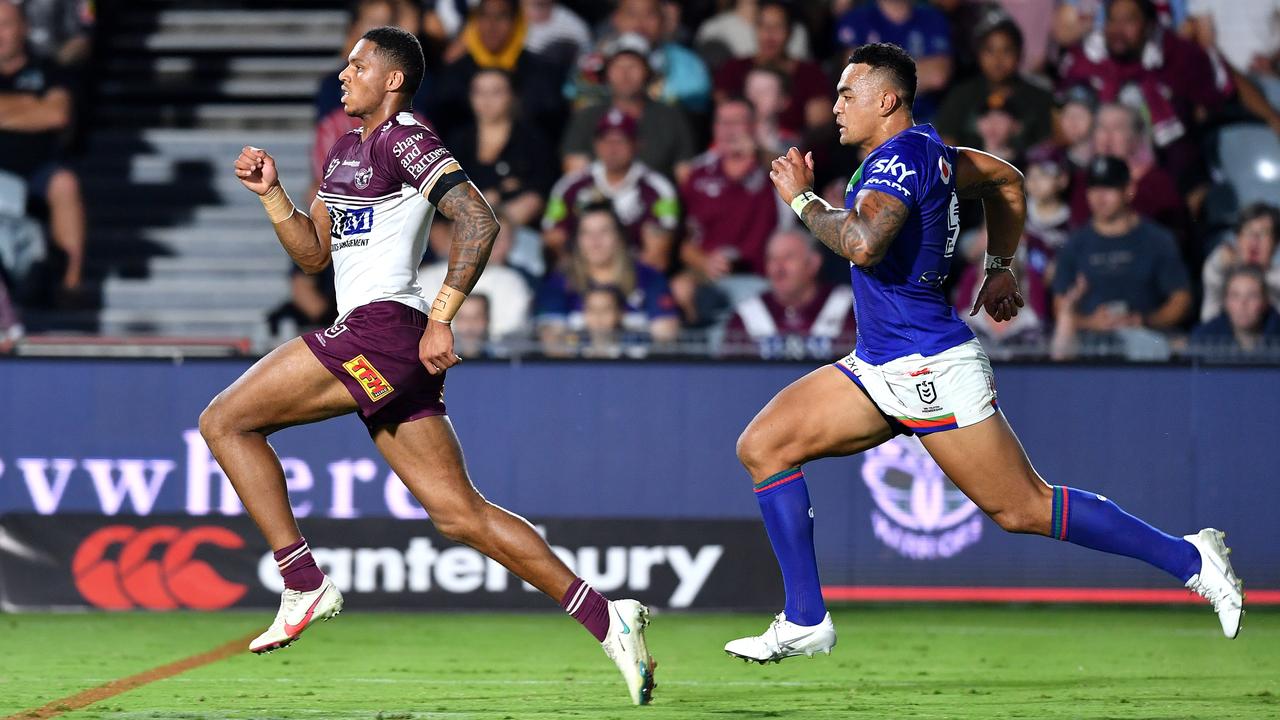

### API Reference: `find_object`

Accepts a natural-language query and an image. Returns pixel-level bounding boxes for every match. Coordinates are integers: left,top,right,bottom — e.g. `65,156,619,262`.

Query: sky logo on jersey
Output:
861,437,982,560
870,154,917,184
343,355,394,401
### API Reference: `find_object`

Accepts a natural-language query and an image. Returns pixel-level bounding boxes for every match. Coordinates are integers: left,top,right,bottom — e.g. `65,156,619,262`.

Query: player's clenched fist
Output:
234,146,279,196
418,319,461,375
768,146,815,205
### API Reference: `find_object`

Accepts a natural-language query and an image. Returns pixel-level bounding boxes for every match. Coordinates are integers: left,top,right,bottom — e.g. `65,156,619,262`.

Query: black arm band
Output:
428,169,469,206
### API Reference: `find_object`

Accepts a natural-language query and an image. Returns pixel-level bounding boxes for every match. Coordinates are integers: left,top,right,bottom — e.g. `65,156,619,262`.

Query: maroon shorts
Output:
303,300,446,430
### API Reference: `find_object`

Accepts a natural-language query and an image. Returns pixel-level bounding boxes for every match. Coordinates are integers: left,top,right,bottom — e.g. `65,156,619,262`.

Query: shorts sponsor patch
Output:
343,354,394,401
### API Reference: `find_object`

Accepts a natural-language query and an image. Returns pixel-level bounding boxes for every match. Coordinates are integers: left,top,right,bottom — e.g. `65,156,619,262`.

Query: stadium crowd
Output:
2,0,1279,362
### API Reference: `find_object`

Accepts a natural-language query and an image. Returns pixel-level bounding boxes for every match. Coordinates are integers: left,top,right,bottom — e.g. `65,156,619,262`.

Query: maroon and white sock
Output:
561,577,610,642
274,537,324,592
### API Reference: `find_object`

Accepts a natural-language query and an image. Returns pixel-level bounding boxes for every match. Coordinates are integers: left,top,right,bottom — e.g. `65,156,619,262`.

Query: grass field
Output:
1,606,1277,720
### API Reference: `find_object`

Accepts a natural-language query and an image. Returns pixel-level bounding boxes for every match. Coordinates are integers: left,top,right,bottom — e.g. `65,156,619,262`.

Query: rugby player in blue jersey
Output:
724,43,1243,663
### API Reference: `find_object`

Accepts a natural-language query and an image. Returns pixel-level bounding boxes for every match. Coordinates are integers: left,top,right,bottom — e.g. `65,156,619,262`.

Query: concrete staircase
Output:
43,1,349,344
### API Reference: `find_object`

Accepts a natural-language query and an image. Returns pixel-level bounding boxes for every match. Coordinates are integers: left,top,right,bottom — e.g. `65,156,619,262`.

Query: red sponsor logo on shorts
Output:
72,525,248,610
343,354,393,401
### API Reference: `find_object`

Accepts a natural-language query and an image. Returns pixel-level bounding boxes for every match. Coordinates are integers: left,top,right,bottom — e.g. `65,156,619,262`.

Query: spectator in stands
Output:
575,286,648,358
972,96,1025,165
560,33,696,180
980,1,1054,74
545,108,680,270
421,213,532,340
834,0,953,122
723,229,855,359
694,0,811,67
1058,0,1226,190
312,0,431,193
17,0,91,67
1191,265,1280,357
453,292,493,358
536,203,679,350
1201,203,1280,322
743,65,800,156
1073,102,1187,243
447,68,555,228
1052,0,1103,56
424,0,477,51
677,98,787,321
565,0,710,113
0,0,84,295
1054,83,1097,174
1183,0,1280,137
520,0,591,69
428,0,565,140
267,266,338,340
713,1,830,137
1022,145,1072,290
935,16,1052,156
1051,156,1191,358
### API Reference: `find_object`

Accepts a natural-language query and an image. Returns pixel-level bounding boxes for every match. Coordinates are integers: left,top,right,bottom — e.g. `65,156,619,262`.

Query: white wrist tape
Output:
789,190,826,219
985,253,1015,272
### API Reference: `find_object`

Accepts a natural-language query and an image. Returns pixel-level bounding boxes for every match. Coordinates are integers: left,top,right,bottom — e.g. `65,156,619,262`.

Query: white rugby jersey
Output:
315,111,464,317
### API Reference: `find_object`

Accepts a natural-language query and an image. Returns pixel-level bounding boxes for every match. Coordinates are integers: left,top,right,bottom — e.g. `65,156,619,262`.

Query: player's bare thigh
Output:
919,411,1052,535
201,337,356,436
370,415,481,514
737,365,896,480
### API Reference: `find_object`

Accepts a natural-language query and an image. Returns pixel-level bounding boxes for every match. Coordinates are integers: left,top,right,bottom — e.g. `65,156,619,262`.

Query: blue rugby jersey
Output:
843,124,974,365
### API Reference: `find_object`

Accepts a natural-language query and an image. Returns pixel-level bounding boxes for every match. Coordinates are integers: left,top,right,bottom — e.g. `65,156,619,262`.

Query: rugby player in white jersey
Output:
201,27,655,705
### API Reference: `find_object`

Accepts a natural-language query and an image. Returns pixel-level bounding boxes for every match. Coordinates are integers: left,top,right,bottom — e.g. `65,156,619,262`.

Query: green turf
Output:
1,606,1277,719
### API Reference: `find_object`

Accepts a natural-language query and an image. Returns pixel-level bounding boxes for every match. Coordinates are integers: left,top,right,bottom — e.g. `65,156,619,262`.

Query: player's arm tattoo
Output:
435,180,498,294
800,190,908,267
955,176,1010,200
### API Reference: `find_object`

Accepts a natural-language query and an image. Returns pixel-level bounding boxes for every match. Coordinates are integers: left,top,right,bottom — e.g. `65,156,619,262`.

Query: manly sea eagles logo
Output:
861,437,982,560
354,166,374,189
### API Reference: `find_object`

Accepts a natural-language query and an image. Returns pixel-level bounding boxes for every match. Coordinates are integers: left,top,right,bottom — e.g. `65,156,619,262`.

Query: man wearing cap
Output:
560,31,696,181
544,107,680,271
1051,155,1191,356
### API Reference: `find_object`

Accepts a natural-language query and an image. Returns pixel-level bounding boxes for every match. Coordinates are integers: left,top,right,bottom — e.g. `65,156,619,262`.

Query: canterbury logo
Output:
72,525,248,610
343,354,393,401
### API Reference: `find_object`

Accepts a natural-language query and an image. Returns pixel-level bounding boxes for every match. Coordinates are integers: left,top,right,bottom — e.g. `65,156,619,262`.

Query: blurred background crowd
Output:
1,0,1279,363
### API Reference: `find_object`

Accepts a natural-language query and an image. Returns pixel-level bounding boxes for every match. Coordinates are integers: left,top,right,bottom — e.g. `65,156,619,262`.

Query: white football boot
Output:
1183,528,1244,638
601,599,656,705
724,611,836,664
250,577,344,654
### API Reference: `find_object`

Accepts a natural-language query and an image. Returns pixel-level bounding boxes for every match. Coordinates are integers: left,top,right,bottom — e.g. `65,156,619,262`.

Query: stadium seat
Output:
1214,124,1280,208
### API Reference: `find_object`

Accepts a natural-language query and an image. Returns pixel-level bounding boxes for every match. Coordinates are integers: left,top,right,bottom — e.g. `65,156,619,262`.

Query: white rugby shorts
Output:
834,338,998,435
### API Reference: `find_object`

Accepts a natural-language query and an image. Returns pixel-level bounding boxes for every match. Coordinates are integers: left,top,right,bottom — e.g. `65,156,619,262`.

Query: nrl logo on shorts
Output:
354,166,373,189
861,437,982,560
343,354,393,401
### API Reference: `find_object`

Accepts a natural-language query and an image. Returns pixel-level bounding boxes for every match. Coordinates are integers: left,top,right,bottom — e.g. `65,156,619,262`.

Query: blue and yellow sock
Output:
754,468,827,626
1050,486,1201,582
